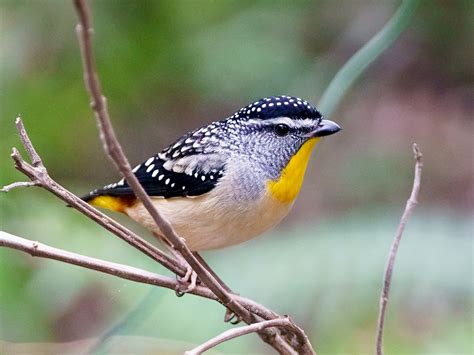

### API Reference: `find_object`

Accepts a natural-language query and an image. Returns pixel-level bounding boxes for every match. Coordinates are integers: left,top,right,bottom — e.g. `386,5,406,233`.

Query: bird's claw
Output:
224,308,242,324
175,265,198,297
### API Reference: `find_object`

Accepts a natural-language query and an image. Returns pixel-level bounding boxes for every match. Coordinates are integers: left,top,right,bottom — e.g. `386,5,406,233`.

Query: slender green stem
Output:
318,0,420,117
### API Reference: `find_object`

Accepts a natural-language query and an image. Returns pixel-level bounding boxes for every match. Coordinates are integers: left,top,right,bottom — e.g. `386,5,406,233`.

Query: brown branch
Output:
0,231,277,321
9,117,183,276
72,0,254,324
375,143,423,355
185,318,299,355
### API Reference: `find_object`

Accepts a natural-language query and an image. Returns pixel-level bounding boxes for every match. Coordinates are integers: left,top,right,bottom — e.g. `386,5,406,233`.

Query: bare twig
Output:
0,231,277,320
1,181,38,192
375,143,423,355
185,317,298,355
8,117,184,276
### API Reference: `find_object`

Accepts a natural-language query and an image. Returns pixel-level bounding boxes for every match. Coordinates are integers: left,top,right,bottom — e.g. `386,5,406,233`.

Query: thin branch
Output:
375,143,423,355
9,118,184,276
0,231,277,323
185,318,298,355
1,181,38,192
15,116,43,167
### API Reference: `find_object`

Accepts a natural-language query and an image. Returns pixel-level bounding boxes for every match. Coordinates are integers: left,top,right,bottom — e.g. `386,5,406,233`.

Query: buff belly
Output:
124,188,292,251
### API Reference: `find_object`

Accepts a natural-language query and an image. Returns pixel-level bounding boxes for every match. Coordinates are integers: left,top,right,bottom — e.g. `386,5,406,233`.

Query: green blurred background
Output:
1,1,472,354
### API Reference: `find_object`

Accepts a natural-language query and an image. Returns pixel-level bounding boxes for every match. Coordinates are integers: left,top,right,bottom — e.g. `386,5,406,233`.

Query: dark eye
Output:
274,124,290,137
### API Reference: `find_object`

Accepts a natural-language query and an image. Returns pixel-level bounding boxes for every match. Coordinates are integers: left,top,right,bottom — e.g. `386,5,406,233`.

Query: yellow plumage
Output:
267,138,319,203
88,195,129,213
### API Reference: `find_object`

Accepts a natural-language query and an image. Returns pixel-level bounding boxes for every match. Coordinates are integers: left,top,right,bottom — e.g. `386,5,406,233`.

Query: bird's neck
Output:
267,138,319,204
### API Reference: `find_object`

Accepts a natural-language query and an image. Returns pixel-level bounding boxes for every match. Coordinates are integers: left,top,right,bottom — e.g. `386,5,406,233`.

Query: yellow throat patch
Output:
267,138,319,204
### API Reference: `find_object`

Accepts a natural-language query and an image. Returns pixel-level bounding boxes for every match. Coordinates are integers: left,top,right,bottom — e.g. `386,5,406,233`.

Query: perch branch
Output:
185,317,302,355
375,143,423,355
73,0,252,322
0,231,278,321
7,117,183,276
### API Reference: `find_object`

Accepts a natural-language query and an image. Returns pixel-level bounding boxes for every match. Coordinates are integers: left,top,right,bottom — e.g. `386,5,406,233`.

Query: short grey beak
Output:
310,119,341,137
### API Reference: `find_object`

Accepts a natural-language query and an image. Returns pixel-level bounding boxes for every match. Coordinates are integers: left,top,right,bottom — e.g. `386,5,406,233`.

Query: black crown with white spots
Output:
229,95,322,121
82,95,321,201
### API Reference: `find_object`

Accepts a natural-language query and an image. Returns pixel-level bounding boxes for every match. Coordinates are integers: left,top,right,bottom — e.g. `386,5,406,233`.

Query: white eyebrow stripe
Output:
244,117,316,129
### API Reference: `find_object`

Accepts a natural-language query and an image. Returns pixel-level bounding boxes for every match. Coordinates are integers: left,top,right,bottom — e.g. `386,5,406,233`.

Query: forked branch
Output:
8,117,183,275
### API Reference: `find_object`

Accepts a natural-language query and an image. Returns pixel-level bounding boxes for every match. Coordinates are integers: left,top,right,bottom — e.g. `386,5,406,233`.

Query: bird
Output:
82,95,341,252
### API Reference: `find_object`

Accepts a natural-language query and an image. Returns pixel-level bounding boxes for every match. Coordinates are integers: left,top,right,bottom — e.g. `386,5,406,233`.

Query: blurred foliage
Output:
1,0,473,354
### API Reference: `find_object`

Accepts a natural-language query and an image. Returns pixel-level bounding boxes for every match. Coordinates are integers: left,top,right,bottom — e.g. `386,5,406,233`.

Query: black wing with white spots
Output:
82,155,225,200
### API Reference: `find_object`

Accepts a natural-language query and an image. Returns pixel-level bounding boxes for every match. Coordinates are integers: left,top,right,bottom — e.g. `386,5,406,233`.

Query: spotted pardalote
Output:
82,95,341,251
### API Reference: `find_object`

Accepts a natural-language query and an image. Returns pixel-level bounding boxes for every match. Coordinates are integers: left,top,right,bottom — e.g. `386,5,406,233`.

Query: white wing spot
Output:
201,175,206,181
146,164,155,173
151,169,159,178
158,174,164,181
132,165,141,173
165,178,170,185
145,157,154,166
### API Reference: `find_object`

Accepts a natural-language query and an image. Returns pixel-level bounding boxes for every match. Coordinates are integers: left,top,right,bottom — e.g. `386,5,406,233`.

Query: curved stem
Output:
318,0,420,117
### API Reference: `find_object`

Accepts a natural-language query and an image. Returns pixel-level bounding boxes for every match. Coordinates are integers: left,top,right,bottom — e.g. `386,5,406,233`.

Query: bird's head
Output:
225,95,341,182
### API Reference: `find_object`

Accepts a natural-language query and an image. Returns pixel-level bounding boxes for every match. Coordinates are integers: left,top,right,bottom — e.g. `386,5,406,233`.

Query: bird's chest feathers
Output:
267,138,319,204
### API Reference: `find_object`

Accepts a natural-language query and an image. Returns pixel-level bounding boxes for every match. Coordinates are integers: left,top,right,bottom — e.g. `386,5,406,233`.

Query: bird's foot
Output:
175,261,199,296
224,308,242,324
